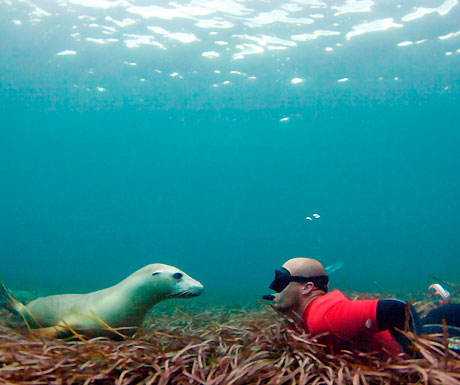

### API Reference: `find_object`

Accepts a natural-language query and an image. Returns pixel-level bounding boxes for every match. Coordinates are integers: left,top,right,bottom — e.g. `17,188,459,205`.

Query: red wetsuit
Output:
302,290,402,355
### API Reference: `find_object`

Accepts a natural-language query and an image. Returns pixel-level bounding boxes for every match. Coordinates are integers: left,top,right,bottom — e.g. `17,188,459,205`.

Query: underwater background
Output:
0,0,459,302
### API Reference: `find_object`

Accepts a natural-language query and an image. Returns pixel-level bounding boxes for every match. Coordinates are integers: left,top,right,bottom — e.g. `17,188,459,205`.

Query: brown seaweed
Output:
1,294,460,385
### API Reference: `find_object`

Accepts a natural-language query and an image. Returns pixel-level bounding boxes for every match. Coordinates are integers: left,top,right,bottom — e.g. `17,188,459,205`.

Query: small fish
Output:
305,216,312,221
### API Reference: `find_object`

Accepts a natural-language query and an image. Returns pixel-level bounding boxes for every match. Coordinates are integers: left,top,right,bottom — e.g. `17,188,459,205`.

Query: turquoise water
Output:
1,0,459,301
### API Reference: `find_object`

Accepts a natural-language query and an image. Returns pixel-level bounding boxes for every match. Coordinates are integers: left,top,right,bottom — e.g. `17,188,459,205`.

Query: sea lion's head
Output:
132,264,203,302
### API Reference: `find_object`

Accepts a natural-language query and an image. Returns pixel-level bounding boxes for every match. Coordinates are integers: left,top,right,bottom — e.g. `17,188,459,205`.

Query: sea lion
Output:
0,263,203,339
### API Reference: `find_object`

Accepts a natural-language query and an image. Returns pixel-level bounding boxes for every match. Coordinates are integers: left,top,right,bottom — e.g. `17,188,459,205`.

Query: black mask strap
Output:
269,267,329,293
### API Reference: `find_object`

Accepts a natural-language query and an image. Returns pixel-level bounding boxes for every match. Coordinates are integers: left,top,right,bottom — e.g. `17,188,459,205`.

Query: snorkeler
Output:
264,258,460,356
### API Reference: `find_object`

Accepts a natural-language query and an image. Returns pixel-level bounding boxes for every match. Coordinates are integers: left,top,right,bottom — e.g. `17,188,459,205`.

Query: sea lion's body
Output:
25,287,143,329
1,264,203,338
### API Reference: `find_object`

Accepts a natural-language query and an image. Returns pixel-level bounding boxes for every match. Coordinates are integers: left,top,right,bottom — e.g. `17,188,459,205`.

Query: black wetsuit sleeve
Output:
376,299,406,332
377,299,424,355
422,304,460,327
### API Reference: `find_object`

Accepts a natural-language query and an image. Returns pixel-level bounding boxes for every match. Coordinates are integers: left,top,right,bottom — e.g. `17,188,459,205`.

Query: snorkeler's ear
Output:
301,282,315,296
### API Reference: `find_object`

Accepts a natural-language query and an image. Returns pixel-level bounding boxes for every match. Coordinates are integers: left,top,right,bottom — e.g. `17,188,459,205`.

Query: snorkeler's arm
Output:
316,299,382,339
376,299,423,354
376,299,421,334
376,299,406,331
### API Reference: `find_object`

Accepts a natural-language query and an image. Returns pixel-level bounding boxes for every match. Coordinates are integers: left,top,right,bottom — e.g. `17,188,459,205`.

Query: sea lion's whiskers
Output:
180,290,194,298
173,290,193,298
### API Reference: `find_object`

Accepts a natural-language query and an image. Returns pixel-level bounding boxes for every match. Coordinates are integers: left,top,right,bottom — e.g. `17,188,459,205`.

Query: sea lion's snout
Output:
175,278,204,298
191,281,204,297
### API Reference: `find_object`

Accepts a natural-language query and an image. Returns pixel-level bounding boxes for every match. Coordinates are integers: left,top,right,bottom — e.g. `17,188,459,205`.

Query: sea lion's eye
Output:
152,272,161,276
172,272,183,280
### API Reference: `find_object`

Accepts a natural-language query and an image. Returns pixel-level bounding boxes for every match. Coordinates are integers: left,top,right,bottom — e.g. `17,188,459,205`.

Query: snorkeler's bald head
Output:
270,258,328,316
282,258,327,278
